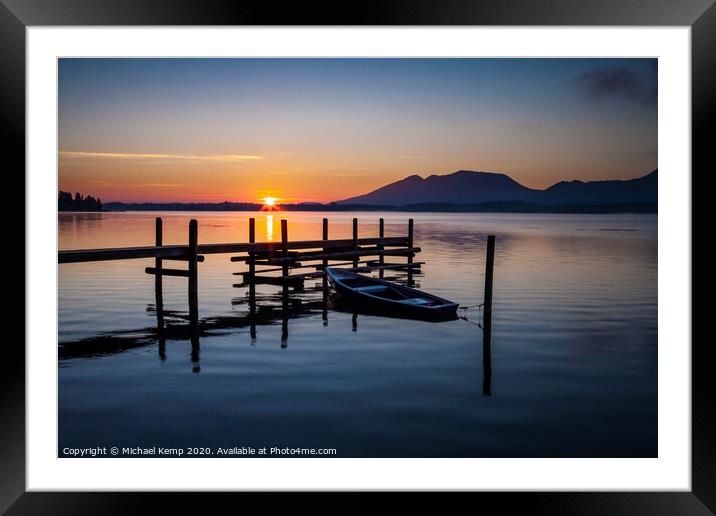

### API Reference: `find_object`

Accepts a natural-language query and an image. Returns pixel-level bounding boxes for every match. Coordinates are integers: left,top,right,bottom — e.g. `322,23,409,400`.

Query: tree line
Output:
58,191,103,212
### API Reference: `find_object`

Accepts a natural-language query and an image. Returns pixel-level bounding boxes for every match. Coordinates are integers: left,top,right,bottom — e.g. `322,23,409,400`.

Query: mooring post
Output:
281,219,289,292
281,219,289,347
281,219,288,270
483,234,495,329
407,218,414,259
407,218,414,285
322,217,329,281
188,219,199,298
155,216,163,271
378,218,385,278
352,218,359,268
322,217,329,323
248,217,256,320
248,217,256,280
188,219,200,373
154,217,164,328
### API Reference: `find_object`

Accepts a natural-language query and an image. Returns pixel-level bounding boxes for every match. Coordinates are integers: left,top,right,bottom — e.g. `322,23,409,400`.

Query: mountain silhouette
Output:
539,169,657,204
339,169,657,206
341,170,539,205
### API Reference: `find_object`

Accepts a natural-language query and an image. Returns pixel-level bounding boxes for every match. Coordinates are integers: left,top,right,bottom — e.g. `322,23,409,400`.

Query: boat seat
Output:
355,285,389,293
399,298,432,305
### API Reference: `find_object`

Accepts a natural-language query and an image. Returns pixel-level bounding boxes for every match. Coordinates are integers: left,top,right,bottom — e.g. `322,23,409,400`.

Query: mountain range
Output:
340,169,657,206
101,169,657,213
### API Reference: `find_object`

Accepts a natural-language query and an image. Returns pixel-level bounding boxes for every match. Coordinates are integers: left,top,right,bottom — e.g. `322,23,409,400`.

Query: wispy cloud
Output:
326,164,369,171
574,66,657,105
59,151,263,162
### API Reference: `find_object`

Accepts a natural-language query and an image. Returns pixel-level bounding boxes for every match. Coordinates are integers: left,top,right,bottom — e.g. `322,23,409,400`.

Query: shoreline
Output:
66,202,657,215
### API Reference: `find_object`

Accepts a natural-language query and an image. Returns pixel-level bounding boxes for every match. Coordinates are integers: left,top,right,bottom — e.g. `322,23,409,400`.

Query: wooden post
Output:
407,219,414,258
188,219,200,373
322,217,329,287
155,217,163,269
188,219,198,297
483,234,495,329
248,217,256,336
352,218,359,268
322,218,328,256
281,219,288,272
378,218,385,278
154,217,164,329
248,217,256,281
281,219,289,348
155,217,166,360
407,218,414,286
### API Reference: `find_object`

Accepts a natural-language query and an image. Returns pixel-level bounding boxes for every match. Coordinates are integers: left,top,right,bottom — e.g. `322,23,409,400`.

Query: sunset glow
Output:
261,196,279,211
58,58,657,203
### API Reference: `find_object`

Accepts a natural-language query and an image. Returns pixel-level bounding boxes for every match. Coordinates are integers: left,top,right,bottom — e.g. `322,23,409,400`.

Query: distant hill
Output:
341,170,539,205
539,169,657,205
339,169,657,206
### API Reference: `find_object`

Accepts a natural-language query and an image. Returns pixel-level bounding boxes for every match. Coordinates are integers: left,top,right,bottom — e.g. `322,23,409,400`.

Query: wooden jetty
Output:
58,216,496,330
58,217,422,288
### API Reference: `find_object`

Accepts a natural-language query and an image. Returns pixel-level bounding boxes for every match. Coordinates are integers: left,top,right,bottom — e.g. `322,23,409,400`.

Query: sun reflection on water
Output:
266,215,273,241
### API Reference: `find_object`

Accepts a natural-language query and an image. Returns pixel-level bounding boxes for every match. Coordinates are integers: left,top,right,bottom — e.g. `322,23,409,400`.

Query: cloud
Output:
574,66,657,104
59,151,263,162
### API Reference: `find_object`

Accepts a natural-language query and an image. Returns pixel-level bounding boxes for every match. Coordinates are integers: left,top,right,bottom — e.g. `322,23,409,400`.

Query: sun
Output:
260,196,280,211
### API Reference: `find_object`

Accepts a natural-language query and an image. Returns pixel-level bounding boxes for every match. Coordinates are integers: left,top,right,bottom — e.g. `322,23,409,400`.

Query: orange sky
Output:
58,58,657,203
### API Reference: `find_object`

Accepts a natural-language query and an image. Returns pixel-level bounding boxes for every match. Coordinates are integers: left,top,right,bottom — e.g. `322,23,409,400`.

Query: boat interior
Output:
338,276,440,305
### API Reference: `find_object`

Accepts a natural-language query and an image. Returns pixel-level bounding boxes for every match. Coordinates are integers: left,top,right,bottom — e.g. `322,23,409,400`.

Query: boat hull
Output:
326,268,458,321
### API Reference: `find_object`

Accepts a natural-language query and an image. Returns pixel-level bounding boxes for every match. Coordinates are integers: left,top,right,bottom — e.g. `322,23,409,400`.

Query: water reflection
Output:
266,215,274,241
60,265,491,388
59,212,657,457
482,318,492,396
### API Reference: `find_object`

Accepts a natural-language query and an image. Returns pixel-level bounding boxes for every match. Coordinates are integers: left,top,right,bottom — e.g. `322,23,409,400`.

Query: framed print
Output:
5,0,714,512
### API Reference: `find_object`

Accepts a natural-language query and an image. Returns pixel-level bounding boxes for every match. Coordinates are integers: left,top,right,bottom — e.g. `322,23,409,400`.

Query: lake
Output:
58,211,657,457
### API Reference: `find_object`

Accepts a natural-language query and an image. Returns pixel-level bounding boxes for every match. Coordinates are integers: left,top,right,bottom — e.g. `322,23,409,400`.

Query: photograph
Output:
57,57,659,459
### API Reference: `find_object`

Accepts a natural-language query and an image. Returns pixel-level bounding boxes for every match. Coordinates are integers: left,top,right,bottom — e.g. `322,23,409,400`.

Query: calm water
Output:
58,212,657,457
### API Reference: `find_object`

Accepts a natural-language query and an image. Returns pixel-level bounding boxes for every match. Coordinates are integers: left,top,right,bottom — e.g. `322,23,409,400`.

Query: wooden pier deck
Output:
57,236,412,263
58,216,421,288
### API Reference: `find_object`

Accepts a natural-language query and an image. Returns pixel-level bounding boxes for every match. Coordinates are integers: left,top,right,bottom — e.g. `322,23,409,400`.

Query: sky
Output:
58,58,657,203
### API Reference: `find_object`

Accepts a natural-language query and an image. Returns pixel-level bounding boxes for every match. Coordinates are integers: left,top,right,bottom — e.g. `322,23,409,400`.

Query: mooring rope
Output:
458,303,484,310
458,316,483,328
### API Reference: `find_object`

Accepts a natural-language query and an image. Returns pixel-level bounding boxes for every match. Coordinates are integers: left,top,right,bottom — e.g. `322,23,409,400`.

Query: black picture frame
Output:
4,0,713,512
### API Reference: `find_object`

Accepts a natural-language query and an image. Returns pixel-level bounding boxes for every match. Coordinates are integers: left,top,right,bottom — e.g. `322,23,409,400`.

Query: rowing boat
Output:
326,267,458,321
